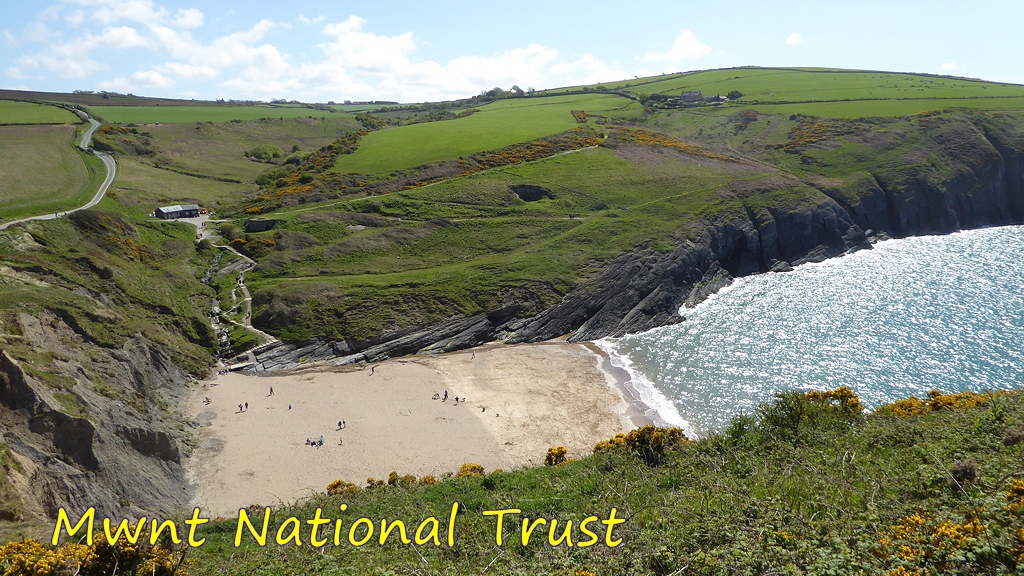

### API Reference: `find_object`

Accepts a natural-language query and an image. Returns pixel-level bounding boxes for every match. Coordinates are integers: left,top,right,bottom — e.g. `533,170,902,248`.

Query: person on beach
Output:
443,390,448,402
288,404,291,410
481,407,485,413
238,403,243,413
244,402,248,411
370,365,376,376
432,393,439,400
269,386,274,396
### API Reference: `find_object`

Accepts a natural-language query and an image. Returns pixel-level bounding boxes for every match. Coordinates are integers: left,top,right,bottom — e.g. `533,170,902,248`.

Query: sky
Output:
2,0,1023,103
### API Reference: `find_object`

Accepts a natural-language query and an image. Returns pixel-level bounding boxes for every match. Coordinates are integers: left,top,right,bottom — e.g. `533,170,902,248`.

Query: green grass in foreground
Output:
90,105,347,124
175,389,1024,575
0,125,104,223
329,93,635,175
0,100,80,125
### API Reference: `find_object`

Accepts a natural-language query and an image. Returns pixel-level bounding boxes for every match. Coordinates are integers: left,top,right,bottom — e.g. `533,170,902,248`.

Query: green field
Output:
98,116,361,183
329,93,635,175
90,105,347,124
107,157,257,216
0,125,102,222
0,100,80,125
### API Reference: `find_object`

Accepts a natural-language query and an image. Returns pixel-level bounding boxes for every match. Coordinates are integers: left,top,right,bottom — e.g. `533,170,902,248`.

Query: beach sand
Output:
186,341,633,516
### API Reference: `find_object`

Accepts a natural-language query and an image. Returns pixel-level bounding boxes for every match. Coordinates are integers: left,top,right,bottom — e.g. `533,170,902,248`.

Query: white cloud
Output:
172,8,203,29
942,62,957,70
785,32,802,45
8,3,663,101
550,54,629,86
642,29,711,63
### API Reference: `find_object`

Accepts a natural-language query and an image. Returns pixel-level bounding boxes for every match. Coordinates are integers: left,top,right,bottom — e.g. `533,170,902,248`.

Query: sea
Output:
597,225,1024,438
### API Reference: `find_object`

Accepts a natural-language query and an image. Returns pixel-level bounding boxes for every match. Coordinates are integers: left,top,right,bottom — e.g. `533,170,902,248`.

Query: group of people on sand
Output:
236,402,248,413
306,418,346,448
431,389,499,417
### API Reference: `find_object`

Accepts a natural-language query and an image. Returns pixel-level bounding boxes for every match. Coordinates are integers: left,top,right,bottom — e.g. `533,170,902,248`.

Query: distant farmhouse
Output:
681,91,704,102
155,204,200,219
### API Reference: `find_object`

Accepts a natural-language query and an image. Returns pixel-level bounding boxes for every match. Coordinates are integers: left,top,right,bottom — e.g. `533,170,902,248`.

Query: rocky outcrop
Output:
244,117,1024,372
0,323,194,520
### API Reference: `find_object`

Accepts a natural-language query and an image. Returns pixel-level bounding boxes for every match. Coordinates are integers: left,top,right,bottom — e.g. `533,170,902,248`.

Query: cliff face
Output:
0,316,193,521
242,115,1024,371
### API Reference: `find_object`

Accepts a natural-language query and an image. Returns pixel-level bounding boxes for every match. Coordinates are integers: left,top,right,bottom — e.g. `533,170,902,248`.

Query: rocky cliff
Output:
244,115,1024,372
0,312,193,522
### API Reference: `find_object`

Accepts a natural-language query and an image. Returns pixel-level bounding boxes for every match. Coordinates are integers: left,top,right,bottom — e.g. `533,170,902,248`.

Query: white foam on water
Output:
594,338,698,438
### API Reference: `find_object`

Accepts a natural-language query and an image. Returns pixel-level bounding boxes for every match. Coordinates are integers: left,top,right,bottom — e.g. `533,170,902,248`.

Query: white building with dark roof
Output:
155,204,200,219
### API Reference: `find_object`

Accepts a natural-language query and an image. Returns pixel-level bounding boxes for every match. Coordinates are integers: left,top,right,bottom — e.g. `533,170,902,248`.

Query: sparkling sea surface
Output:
598,225,1024,437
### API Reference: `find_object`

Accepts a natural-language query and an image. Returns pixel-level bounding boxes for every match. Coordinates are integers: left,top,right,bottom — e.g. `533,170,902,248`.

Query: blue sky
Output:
2,0,1022,102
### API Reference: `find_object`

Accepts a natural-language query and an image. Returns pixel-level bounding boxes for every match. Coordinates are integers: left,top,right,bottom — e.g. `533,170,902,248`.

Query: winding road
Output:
0,110,116,230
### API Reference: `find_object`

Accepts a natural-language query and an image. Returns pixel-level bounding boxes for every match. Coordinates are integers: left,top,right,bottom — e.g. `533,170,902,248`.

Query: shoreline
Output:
187,340,635,516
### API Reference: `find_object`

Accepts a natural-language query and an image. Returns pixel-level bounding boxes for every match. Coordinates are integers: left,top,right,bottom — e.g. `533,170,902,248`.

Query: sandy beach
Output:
186,341,634,516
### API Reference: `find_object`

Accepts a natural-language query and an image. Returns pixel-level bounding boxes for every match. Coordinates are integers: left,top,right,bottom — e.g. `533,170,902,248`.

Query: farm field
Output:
0,100,81,125
0,125,101,222
329,93,635,175
108,157,258,216
89,105,347,124
104,116,362,182
595,67,1024,100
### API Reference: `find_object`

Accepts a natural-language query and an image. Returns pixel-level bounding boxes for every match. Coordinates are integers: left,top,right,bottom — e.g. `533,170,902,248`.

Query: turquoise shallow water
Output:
598,225,1024,437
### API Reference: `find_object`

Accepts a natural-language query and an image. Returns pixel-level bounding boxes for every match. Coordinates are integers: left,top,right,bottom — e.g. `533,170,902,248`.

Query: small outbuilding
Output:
681,91,705,102
155,204,201,219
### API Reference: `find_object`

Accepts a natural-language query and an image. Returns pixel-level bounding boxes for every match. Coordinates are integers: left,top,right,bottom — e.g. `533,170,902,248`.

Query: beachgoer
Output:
269,386,274,396
338,421,342,429
471,351,475,359
306,438,310,445
481,407,485,413
342,420,346,429
319,435,324,445
370,365,376,375
443,390,448,402
244,402,248,411
432,393,439,400
238,403,243,413
288,404,291,410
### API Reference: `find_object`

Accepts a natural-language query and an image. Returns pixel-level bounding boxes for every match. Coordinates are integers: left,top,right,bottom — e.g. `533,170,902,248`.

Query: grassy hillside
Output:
234,103,1024,344
0,101,80,125
0,125,104,223
91,105,347,124
329,94,635,175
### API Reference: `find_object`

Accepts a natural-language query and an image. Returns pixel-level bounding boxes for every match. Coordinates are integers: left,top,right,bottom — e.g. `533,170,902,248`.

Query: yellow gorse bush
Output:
593,425,686,465
0,531,188,576
544,446,568,467
878,389,999,417
456,463,484,478
876,510,988,568
1007,479,1024,513
805,386,865,415
326,479,361,498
